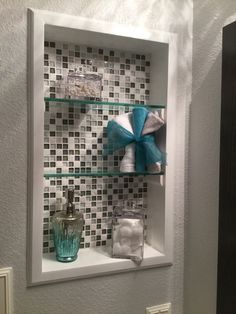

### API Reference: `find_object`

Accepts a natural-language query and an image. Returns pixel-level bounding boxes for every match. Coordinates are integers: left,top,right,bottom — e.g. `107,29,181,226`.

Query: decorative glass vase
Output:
52,189,84,262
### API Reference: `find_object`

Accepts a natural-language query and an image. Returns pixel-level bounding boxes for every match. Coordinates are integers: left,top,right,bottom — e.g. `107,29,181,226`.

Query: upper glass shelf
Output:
44,97,166,109
44,171,164,178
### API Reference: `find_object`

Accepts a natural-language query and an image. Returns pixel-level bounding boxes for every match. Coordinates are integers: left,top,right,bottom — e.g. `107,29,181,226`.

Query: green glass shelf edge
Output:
44,171,165,178
44,97,166,109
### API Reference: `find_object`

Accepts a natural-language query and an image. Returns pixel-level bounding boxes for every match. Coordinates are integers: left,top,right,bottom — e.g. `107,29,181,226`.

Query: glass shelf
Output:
44,97,166,109
44,171,164,178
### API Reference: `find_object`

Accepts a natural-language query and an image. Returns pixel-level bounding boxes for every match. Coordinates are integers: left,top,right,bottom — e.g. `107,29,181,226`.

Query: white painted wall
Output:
0,1,192,313
185,1,236,313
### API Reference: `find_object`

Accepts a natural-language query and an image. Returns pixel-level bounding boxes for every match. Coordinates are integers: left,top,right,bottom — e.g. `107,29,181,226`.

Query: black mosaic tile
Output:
43,41,150,253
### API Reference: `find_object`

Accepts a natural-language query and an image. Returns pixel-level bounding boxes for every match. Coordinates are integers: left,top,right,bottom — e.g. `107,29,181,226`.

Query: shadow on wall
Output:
193,0,236,96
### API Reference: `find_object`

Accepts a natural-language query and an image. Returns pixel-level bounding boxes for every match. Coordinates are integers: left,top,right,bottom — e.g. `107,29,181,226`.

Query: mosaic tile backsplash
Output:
43,40,151,253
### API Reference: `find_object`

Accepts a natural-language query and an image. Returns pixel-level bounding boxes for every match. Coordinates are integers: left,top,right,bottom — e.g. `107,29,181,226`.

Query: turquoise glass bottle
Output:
52,189,84,262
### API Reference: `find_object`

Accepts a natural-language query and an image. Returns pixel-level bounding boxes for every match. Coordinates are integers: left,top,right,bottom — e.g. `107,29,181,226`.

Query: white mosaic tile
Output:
43,40,150,253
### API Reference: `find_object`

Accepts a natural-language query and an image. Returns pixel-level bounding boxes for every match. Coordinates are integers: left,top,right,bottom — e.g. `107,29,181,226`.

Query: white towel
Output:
120,143,136,172
119,111,164,172
142,111,164,135
113,112,133,134
147,162,162,173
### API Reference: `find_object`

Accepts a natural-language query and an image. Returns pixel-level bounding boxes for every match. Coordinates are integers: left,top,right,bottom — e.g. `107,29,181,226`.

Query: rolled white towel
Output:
113,110,165,137
142,111,164,135
120,111,164,173
120,143,135,172
147,161,162,173
113,112,133,135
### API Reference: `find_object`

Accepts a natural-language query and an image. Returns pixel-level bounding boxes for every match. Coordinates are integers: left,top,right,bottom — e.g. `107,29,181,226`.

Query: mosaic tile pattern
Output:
44,41,151,103
43,41,151,253
44,102,129,175
43,177,148,252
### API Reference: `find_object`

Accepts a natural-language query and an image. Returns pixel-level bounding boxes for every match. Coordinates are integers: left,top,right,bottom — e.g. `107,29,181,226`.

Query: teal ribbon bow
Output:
105,107,164,172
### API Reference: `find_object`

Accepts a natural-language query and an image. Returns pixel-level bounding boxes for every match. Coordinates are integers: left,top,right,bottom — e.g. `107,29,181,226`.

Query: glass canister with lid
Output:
59,68,102,100
112,201,144,264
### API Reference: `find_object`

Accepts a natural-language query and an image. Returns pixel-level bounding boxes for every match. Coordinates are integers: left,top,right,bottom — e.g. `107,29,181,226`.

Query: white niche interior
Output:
28,8,178,285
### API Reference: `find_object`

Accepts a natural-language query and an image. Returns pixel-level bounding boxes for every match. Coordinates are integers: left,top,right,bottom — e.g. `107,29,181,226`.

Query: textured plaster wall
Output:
0,1,192,313
185,1,236,314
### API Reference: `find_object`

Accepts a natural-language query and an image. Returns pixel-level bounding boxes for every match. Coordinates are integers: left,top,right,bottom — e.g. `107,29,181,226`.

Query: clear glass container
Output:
59,69,102,100
52,189,84,262
112,201,144,264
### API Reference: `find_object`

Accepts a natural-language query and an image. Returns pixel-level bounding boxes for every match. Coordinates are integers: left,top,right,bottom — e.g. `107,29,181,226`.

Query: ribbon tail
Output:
135,135,164,171
135,142,146,172
143,139,163,165
132,107,149,140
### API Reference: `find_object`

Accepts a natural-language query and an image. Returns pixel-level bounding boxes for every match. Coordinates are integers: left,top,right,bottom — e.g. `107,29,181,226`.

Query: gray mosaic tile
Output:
43,40,151,253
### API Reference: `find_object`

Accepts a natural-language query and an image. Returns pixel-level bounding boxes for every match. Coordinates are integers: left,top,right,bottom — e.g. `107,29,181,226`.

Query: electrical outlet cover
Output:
146,303,171,314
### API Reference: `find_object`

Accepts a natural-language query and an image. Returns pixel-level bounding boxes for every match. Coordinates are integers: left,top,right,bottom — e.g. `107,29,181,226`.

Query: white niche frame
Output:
28,8,178,285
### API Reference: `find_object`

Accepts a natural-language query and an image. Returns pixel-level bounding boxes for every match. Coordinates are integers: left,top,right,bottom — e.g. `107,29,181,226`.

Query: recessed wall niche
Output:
43,40,152,253
28,9,178,285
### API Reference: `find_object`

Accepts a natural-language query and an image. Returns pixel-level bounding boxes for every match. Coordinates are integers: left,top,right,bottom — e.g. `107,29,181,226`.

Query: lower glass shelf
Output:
44,171,164,178
41,243,171,283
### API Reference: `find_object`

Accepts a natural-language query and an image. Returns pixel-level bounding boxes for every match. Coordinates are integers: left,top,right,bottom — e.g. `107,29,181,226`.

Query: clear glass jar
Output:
112,201,144,264
59,69,102,100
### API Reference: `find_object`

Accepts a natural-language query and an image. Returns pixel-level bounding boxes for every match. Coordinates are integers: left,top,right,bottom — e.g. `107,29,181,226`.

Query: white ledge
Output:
39,244,171,284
